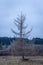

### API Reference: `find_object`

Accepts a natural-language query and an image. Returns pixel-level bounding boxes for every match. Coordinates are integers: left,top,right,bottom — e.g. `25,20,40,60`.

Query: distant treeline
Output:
0,37,43,45
34,38,43,45
0,37,14,45
0,37,29,45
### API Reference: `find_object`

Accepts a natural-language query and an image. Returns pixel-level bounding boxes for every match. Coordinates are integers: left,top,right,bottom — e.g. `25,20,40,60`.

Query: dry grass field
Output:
0,56,43,65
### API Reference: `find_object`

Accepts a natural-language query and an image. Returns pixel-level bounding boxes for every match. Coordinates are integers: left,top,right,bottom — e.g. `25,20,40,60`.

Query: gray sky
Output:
0,0,43,39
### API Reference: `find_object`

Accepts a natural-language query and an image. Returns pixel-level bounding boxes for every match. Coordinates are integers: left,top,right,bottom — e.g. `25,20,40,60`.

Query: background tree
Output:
11,13,32,60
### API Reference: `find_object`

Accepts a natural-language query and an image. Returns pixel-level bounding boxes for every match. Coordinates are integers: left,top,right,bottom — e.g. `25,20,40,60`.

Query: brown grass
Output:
0,56,43,65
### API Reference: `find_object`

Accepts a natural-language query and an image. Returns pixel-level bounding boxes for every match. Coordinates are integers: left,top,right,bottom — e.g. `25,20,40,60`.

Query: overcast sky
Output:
0,0,43,39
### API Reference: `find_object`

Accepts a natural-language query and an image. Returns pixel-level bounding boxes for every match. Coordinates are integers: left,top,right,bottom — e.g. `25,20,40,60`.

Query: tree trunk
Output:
22,50,25,60
22,55,24,60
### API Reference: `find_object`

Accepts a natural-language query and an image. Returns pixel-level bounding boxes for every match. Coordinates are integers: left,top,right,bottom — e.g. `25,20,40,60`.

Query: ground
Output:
0,56,43,65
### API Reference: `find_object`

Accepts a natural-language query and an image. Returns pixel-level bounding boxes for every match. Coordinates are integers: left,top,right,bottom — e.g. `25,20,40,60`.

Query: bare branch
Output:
14,22,18,27
25,28,32,34
11,28,19,35
15,19,20,24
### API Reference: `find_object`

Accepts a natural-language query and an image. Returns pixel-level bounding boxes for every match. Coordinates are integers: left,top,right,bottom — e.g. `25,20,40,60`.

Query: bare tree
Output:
11,13,32,60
